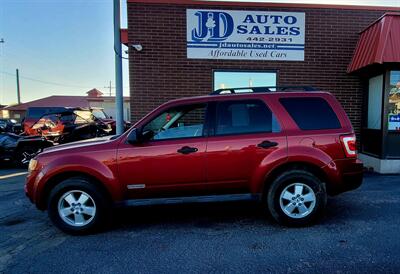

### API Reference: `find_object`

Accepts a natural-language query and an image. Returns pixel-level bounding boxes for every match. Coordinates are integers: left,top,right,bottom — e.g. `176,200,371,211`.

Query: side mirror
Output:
127,128,154,144
142,130,155,140
127,128,140,144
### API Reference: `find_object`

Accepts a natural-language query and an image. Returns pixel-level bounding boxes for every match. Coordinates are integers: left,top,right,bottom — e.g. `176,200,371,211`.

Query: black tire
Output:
266,169,327,227
47,177,110,235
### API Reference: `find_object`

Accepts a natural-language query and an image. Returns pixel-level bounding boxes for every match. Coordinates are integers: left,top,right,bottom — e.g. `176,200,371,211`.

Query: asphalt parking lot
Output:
0,168,399,274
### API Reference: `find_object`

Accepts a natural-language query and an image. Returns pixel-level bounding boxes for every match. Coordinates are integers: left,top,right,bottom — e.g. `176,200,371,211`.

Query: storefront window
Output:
388,71,400,131
367,74,383,130
213,71,277,91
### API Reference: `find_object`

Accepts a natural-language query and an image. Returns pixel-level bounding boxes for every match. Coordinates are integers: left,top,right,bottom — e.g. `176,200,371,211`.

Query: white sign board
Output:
186,9,305,61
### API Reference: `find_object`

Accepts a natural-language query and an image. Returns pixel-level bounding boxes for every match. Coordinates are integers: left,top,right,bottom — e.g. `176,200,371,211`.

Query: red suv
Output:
25,87,363,234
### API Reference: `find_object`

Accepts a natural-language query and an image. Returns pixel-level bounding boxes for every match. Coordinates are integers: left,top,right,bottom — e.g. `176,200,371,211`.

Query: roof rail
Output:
210,86,317,95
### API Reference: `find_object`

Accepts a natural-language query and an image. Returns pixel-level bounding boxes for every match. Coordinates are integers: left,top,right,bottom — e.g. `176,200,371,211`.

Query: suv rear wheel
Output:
266,169,327,226
47,177,110,235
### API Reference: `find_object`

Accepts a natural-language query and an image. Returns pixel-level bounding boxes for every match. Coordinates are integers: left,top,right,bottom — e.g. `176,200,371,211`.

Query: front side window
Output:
215,100,280,135
143,104,206,140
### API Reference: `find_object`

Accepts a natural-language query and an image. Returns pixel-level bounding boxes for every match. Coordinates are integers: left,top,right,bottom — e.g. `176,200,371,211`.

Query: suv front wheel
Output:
47,177,110,235
267,169,327,226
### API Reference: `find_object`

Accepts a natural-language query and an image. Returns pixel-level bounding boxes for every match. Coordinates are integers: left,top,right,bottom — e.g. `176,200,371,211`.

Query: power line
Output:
0,70,96,89
0,70,130,96
0,38,5,103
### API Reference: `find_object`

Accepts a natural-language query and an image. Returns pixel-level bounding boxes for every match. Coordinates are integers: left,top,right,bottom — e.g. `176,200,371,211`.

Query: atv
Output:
0,133,53,167
1,108,114,167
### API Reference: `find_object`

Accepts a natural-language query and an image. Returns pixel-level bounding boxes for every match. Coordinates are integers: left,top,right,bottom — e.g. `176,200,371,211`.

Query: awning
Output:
348,13,400,73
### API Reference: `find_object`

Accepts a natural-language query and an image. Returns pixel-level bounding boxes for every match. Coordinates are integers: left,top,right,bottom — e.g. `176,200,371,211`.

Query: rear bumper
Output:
323,158,363,195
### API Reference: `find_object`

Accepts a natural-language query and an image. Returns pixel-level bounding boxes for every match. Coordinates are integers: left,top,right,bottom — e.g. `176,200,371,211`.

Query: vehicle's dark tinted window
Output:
280,97,341,130
27,107,66,119
27,108,47,119
215,100,280,135
59,114,75,124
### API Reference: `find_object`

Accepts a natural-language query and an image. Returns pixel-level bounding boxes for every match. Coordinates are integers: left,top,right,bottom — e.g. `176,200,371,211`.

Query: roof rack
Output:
210,86,317,95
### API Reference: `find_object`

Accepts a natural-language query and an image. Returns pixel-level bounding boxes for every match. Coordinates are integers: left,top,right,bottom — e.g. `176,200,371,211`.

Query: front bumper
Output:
25,173,35,203
25,169,41,206
323,158,363,195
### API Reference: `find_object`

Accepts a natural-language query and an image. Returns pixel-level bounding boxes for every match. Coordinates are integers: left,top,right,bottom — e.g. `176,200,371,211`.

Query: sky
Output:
0,0,399,105
0,0,130,105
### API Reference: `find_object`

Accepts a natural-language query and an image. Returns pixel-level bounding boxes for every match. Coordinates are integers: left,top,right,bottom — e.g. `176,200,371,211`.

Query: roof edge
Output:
360,12,400,34
127,0,400,11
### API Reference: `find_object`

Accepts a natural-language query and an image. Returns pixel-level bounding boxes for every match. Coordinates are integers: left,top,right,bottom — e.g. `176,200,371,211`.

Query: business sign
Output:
389,114,400,131
186,9,305,61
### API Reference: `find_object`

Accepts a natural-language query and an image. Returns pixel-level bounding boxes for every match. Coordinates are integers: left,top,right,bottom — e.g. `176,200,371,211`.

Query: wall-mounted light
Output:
131,44,143,52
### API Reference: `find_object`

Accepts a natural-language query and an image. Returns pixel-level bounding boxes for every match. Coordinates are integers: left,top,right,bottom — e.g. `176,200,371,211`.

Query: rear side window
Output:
280,97,341,130
215,100,280,135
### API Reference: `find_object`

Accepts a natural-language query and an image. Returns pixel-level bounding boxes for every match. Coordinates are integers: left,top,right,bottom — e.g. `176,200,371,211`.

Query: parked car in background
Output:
0,118,22,134
0,133,53,166
23,107,130,136
27,108,113,143
1,108,114,166
25,86,363,234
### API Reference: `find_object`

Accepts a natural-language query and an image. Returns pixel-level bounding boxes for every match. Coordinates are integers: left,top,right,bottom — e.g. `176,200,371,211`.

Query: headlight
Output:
28,159,38,172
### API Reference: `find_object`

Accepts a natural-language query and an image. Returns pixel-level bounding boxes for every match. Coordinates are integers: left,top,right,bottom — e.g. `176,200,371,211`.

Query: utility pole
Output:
104,80,115,96
0,39,4,104
16,69,21,104
113,0,124,134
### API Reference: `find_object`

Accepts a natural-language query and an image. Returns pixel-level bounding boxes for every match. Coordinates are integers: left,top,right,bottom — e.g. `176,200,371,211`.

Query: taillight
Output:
340,134,357,158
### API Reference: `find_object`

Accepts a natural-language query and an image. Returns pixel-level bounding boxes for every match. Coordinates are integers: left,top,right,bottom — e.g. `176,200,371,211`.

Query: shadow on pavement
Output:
109,197,354,231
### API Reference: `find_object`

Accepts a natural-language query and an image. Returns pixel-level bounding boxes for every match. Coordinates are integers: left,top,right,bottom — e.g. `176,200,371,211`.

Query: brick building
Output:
125,0,400,173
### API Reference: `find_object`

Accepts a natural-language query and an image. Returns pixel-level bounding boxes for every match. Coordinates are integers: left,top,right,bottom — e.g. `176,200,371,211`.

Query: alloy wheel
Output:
57,190,97,227
279,183,316,219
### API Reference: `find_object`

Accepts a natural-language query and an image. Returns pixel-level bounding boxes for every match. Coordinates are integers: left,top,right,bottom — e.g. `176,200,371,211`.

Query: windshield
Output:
91,109,108,119
74,110,94,123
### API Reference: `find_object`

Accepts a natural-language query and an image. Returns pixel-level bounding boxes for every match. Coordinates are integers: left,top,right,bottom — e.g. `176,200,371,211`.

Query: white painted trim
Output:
359,153,400,174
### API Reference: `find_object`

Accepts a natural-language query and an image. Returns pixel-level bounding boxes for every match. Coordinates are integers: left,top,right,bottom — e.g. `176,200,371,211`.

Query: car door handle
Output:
177,146,198,154
257,140,278,149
